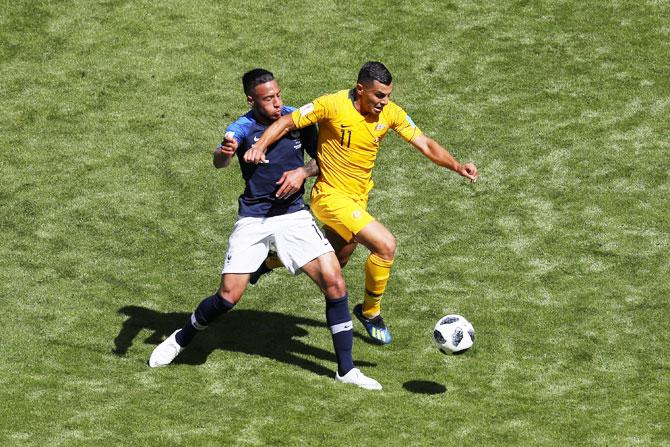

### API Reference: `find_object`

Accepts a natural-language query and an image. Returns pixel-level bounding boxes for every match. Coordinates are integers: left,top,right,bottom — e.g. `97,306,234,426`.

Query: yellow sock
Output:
362,253,394,318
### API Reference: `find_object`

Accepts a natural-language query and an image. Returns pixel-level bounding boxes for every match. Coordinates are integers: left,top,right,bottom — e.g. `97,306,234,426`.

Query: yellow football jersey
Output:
291,89,422,197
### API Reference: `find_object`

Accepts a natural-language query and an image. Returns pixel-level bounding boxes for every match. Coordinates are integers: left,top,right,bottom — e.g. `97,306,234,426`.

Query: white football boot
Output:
148,330,183,368
335,368,382,390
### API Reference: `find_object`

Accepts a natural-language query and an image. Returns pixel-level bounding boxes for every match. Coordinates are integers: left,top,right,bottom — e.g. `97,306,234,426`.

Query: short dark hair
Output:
242,68,275,96
357,61,392,86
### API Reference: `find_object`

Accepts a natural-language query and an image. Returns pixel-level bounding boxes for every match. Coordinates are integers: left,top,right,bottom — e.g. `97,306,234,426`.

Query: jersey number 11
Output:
340,129,352,148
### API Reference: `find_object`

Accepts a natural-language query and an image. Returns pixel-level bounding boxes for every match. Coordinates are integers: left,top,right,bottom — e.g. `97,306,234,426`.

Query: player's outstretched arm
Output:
243,114,297,164
410,134,478,182
213,133,238,169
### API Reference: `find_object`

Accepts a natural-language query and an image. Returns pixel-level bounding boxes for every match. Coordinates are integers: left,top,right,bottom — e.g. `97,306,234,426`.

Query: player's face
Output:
248,80,283,124
356,80,393,116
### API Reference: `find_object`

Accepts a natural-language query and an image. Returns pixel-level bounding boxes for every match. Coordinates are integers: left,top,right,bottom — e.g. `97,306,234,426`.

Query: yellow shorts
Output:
310,183,375,242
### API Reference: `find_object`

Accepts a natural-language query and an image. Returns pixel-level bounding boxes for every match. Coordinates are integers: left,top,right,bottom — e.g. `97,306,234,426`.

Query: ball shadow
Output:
403,380,447,395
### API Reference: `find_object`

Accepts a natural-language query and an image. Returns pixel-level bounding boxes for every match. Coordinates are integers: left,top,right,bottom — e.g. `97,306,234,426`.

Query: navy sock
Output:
249,261,271,285
175,292,235,347
325,294,355,376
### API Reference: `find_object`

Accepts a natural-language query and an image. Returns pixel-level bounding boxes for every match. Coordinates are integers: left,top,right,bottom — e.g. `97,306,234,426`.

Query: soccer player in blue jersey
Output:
149,69,381,390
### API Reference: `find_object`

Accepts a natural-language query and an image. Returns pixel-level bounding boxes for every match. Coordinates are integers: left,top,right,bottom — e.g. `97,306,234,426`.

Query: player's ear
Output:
246,95,254,106
355,82,366,95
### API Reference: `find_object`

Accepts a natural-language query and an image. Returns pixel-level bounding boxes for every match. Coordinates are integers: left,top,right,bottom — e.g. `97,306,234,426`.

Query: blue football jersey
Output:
223,106,317,217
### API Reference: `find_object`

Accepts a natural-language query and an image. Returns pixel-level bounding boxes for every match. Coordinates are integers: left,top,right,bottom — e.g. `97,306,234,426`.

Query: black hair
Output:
357,61,392,86
242,68,275,96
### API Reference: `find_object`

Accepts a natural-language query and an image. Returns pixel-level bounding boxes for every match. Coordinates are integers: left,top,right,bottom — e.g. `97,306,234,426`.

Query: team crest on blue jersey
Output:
290,130,301,149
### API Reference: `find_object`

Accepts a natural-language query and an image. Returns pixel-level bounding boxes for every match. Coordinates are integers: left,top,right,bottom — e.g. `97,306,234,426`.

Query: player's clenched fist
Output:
243,144,269,164
220,132,238,157
457,162,478,183
213,132,239,169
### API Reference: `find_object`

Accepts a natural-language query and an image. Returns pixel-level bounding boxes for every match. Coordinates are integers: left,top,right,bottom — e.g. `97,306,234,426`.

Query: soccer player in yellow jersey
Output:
245,61,478,344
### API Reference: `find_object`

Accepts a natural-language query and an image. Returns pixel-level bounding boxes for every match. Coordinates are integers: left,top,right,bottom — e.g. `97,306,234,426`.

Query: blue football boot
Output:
353,304,392,345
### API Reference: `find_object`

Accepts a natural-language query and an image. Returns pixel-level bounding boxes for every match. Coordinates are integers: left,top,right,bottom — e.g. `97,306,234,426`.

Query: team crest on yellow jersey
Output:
375,123,386,131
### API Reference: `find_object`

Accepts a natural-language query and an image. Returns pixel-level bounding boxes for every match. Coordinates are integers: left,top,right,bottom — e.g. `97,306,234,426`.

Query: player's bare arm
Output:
213,133,238,169
243,114,297,164
275,158,320,199
410,134,478,182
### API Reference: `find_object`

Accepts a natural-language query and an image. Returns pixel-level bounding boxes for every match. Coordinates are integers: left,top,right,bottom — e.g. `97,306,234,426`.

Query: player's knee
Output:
376,235,397,260
322,271,347,297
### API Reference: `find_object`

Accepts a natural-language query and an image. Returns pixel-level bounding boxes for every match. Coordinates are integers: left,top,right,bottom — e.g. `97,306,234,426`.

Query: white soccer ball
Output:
433,314,475,354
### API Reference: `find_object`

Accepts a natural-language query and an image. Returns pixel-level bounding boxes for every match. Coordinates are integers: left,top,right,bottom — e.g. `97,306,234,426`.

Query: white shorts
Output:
222,209,333,275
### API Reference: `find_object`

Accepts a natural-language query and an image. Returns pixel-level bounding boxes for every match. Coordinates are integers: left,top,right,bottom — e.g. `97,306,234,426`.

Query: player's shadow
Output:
113,305,375,378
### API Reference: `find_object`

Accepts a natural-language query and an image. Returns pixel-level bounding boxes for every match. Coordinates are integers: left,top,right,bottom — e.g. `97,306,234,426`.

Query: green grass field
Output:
2,1,668,445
